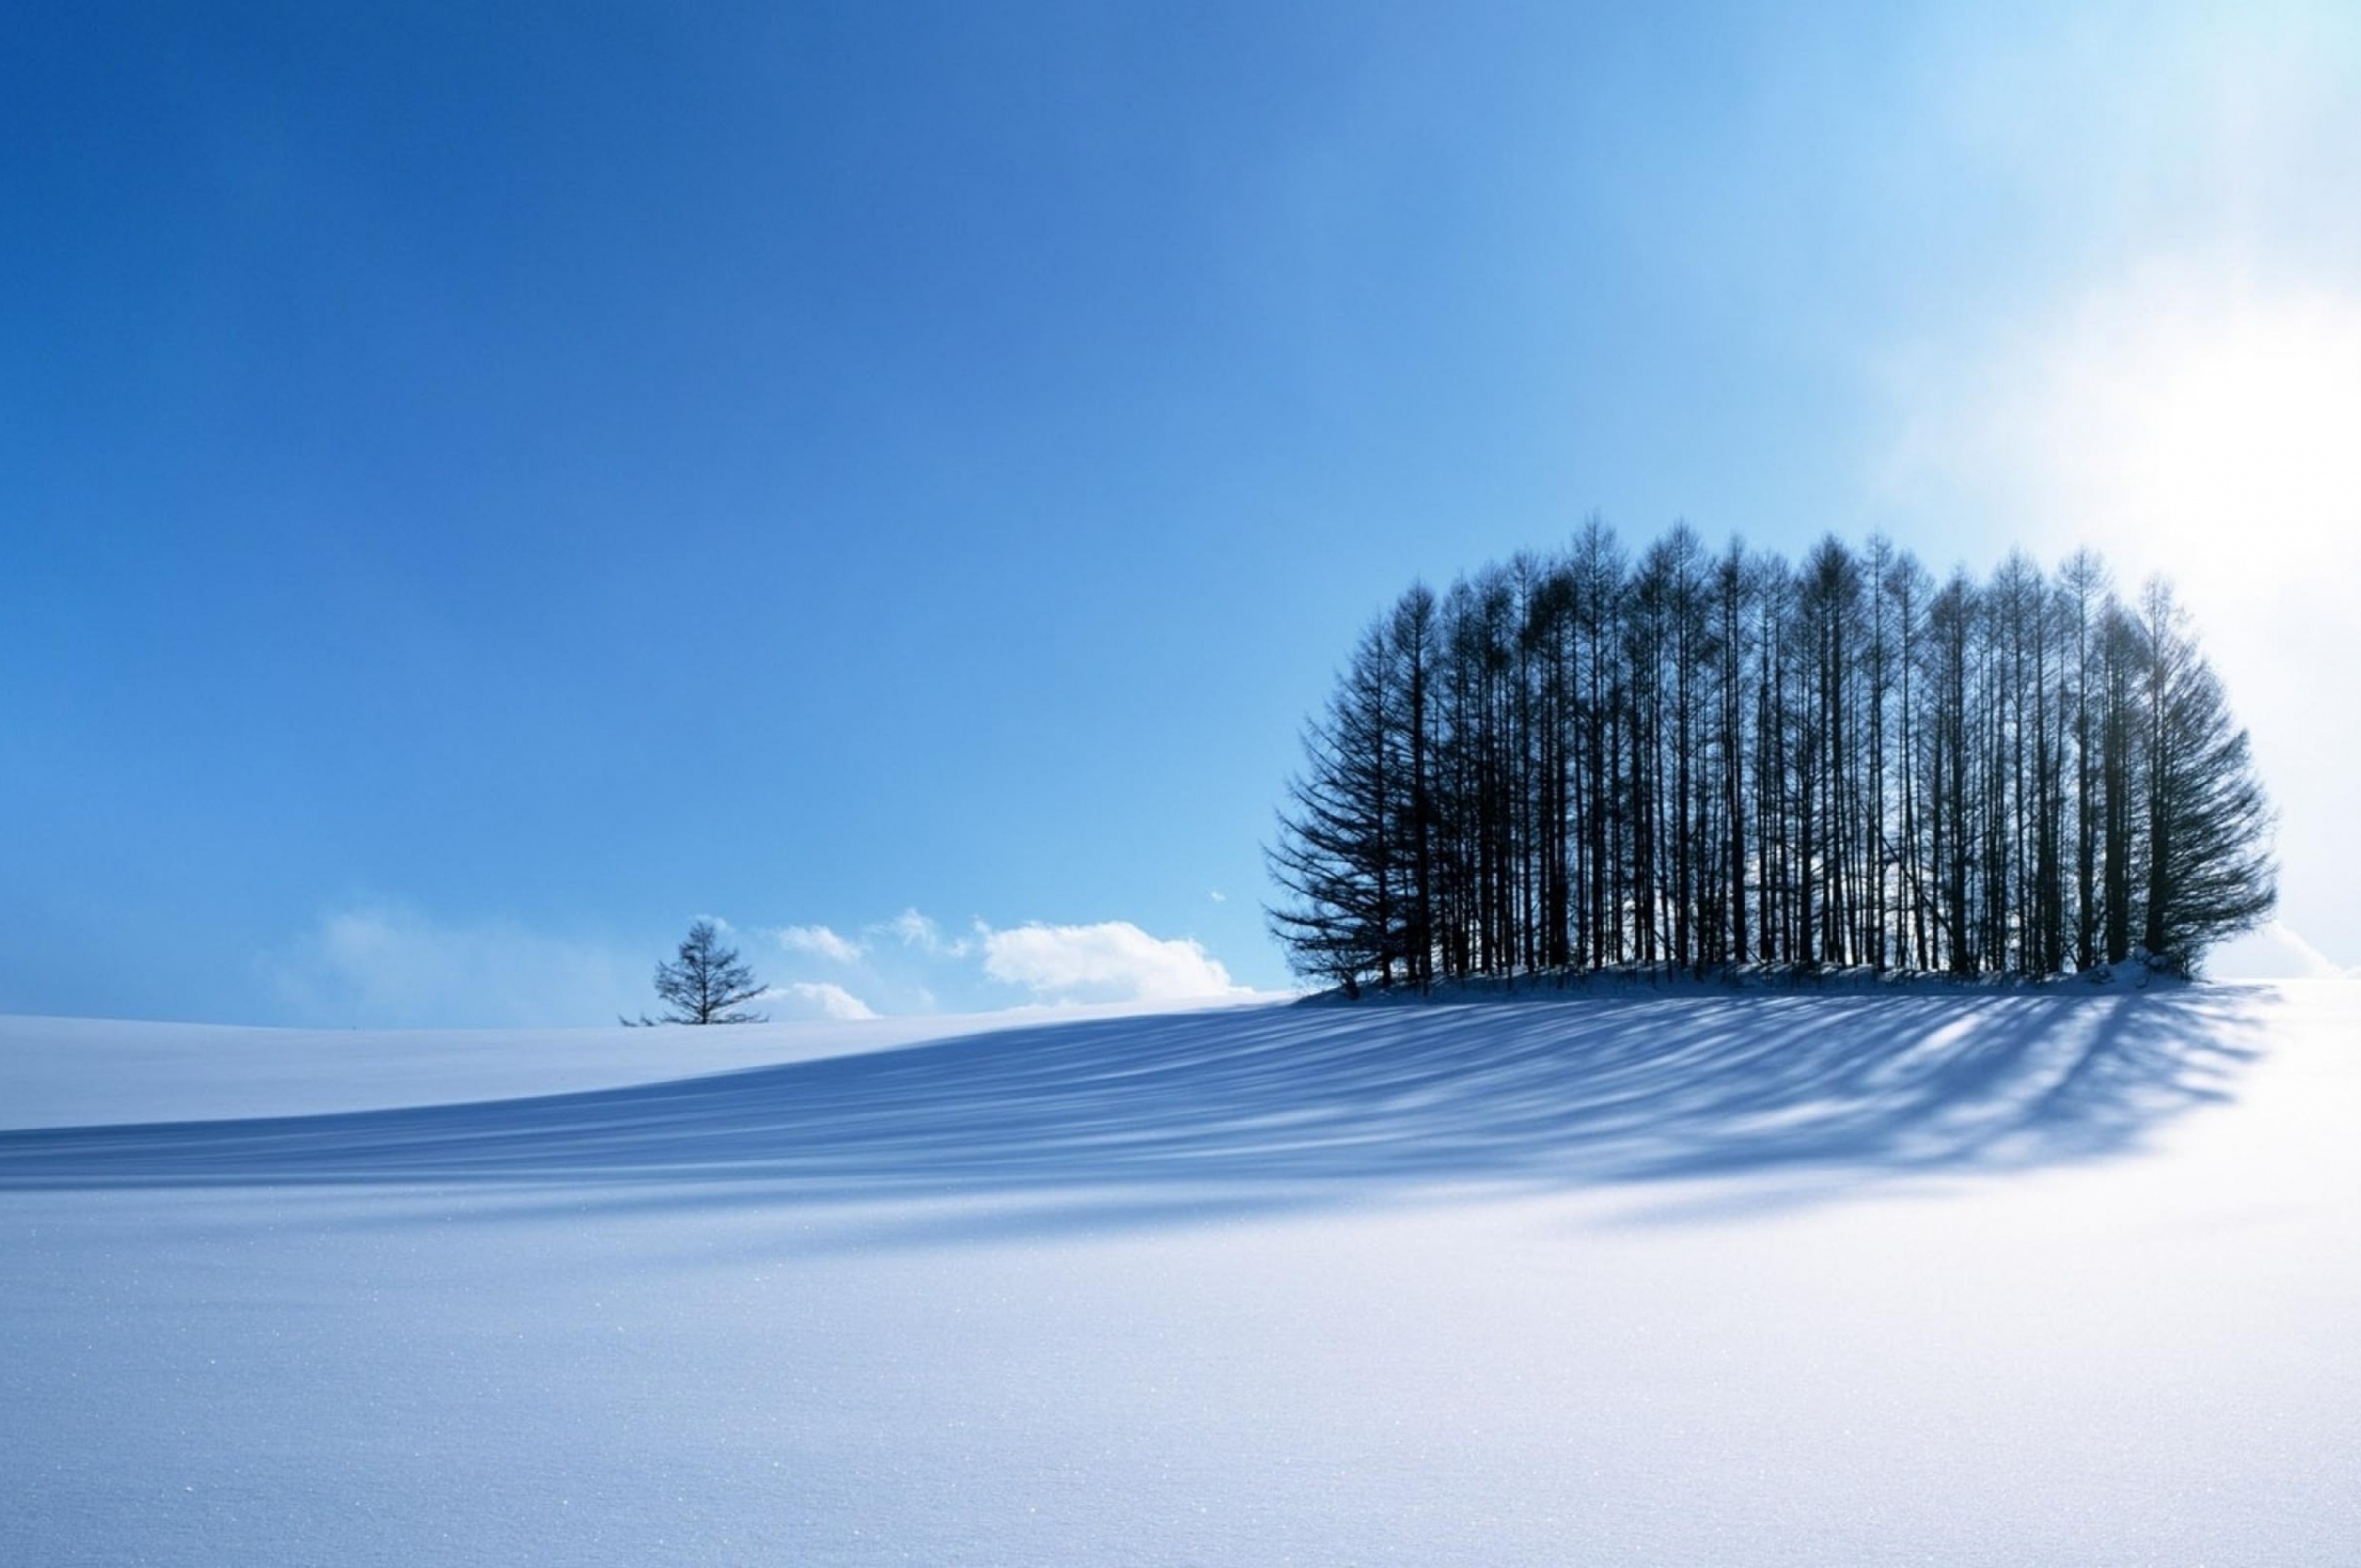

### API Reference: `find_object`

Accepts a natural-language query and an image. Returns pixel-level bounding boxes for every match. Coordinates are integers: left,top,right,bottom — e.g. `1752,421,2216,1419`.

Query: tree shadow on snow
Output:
0,990,2268,1237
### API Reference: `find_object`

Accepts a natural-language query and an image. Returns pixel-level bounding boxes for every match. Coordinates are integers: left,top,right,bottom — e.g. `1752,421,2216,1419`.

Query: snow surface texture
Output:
4,984,2357,1564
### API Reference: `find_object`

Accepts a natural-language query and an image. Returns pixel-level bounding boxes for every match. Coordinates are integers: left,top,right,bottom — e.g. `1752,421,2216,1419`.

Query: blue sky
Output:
7,2,2361,1024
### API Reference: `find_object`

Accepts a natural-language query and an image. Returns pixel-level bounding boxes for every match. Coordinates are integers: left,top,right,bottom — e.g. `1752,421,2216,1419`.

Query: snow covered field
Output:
4,983,2357,1564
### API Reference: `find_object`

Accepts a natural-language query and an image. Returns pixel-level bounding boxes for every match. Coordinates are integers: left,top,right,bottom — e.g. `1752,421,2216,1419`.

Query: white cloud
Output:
771,980,879,1021
777,924,864,964
880,908,971,957
263,903,645,1028
264,903,1243,1025
979,921,1239,1004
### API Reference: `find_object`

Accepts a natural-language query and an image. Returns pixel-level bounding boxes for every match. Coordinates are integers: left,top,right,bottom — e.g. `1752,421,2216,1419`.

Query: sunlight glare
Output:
2042,286,2361,612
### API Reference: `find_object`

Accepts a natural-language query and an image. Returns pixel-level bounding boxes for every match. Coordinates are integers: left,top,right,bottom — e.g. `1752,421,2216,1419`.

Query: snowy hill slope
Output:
4,984,2357,1564
0,998,1255,1128
0,988,2266,1208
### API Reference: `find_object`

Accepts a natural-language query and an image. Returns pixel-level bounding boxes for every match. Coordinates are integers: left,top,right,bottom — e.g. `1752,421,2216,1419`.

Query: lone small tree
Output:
629,919,766,1025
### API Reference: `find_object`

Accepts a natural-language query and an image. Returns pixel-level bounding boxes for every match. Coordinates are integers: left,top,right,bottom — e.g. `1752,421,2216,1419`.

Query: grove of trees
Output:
1268,523,2274,995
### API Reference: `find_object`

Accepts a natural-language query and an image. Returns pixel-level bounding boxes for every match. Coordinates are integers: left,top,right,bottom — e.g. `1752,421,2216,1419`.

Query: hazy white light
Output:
1906,267,2361,966
2040,283,2361,607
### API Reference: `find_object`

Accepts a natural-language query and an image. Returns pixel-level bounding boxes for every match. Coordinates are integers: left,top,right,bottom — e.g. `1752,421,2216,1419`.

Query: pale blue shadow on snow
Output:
0,989,2266,1236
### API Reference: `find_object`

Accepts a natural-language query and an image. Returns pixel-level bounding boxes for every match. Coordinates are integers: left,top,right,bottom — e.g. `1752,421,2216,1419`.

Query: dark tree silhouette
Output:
629,920,766,1025
1265,625,1402,996
2134,582,2278,970
1267,527,2275,993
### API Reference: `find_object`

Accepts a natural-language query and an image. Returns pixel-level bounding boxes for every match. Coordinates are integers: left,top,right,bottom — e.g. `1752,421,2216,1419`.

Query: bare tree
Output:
628,919,766,1025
